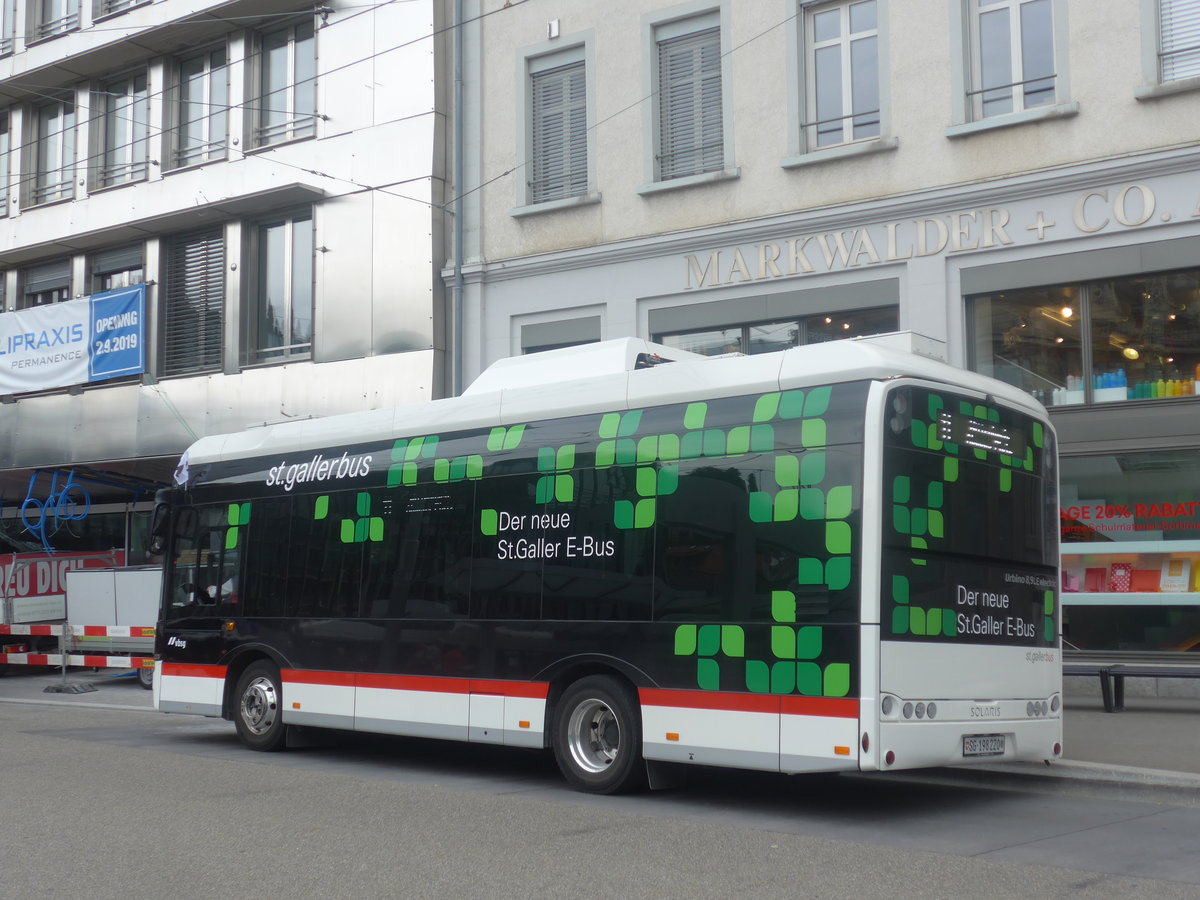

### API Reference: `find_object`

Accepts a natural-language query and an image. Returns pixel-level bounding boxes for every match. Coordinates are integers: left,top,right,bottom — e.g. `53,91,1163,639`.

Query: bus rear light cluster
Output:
1026,700,1052,717
882,695,938,720
902,701,937,720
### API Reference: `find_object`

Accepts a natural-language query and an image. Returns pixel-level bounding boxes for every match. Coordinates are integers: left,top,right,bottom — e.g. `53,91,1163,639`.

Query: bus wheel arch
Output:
550,672,646,794
232,659,287,751
221,647,290,720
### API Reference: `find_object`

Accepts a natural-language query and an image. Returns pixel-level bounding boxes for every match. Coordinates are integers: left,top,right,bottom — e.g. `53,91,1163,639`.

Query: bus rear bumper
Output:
874,716,1063,772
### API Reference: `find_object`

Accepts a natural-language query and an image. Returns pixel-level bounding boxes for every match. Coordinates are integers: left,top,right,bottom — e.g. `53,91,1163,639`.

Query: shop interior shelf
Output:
1062,591,1200,606
1061,540,1200,556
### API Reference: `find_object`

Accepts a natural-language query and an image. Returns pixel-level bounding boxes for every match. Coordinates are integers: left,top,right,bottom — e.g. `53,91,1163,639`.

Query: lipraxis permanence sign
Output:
0,285,145,394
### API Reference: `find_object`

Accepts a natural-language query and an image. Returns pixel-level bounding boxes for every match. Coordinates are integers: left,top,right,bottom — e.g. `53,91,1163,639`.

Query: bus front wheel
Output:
552,675,644,794
234,661,286,751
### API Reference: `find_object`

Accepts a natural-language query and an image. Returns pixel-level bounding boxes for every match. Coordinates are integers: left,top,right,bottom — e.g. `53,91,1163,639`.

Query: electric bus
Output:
151,335,1062,793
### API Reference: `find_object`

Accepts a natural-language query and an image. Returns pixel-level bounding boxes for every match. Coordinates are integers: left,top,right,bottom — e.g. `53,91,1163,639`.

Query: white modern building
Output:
454,0,1200,658
0,0,449,565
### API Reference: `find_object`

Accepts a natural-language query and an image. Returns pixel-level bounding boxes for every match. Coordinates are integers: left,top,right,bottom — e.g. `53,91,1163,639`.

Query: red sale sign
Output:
0,552,125,624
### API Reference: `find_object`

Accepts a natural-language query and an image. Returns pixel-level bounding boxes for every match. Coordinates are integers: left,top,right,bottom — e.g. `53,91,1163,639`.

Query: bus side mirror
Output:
149,505,199,555
148,505,170,555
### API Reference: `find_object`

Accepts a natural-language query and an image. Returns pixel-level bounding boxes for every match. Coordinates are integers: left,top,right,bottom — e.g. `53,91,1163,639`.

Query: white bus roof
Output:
182,334,1045,467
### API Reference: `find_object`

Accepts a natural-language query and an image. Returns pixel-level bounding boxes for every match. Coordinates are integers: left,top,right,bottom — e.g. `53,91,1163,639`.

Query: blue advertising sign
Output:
0,284,146,394
88,285,146,381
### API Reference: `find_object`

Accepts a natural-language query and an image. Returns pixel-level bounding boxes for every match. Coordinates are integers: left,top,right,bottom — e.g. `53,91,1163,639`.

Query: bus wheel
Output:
234,661,286,751
553,675,644,794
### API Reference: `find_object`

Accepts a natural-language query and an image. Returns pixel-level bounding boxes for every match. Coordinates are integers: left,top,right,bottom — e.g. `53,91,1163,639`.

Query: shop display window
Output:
1059,451,1200,653
657,306,898,358
969,267,1200,408
969,284,1085,405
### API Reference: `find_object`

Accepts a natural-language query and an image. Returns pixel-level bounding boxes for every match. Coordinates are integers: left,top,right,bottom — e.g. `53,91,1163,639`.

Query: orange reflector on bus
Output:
666,732,680,742
518,720,530,729
834,746,850,756
292,702,301,709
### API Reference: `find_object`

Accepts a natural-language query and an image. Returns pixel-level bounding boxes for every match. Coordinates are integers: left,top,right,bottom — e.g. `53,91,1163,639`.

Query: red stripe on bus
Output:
301,670,548,699
641,689,859,719
161,662,227,679
639,688,781,715
355,672,470,693
780,696,860,719
467,679,549,699
283,669,357,688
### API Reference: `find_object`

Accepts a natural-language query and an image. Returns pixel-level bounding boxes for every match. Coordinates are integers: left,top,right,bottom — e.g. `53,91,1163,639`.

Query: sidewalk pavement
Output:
1061,694,1200,775
2,668,1199,790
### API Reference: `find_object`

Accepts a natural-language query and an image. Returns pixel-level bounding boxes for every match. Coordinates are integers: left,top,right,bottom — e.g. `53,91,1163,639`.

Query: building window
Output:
0,112,9,216
967,0,1056,119
803,0,880,149
520,315,601,354
162,227,224,377
254,19,316,147
528,50,588,205
96,71,149,187
33,0,78,40
247,210,312,364
0,0,15,55
90,244,144,293
20,259,71,308
96,0,150,17
656,306,899,357
1060,450,1200,653
32,96,75,205
173,46,228,168
968,268,1200,407
1157,0,1200,82
654,13,725,182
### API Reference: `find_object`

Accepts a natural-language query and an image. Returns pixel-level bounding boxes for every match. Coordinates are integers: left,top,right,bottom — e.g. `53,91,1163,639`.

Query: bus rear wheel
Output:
234,661,286,751
553,675,644,794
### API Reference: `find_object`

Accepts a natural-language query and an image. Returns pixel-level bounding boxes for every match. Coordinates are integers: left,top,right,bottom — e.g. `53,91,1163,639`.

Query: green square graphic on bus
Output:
881,386,1059,648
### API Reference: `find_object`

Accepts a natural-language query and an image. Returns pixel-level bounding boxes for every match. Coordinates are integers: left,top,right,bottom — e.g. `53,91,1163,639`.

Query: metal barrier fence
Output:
0,624,155,691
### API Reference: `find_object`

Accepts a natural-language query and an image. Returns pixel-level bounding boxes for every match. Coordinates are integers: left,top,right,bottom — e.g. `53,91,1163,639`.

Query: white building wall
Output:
458,0,1200,383
0,0,449,497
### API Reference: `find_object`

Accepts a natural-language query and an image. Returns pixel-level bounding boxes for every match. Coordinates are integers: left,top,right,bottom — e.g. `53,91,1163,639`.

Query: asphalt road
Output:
2,672,1199,899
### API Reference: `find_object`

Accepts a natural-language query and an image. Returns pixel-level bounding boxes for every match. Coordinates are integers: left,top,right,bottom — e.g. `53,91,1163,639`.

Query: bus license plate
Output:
963,735,1005,757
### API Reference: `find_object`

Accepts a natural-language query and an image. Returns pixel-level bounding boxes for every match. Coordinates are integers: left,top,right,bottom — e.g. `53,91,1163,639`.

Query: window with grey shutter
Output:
656,25,723,181
20,258,70,308
1161,0,1200,81
162,227,224,376
530,60,588,203
91,243,144,292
